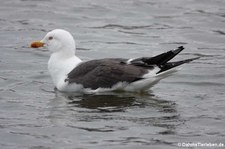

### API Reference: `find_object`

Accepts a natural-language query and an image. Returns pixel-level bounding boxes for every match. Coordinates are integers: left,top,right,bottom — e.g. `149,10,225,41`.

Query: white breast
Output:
48,53,82,90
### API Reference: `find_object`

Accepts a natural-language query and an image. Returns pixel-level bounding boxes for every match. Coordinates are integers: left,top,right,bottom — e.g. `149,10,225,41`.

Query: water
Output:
0,0,225,148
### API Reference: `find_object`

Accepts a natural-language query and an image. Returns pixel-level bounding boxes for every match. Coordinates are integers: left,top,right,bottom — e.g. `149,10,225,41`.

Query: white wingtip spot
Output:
142,66,160,78
126,58,134,64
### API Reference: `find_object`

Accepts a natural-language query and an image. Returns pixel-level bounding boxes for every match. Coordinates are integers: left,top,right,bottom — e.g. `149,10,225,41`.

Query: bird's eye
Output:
48,36,53,40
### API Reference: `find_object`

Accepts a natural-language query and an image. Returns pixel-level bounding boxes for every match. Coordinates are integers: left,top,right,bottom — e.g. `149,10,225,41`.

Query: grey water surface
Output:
0,0,225,149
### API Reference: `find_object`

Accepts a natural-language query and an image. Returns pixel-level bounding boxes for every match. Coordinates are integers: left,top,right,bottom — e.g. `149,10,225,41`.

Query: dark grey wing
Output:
66,58,148,89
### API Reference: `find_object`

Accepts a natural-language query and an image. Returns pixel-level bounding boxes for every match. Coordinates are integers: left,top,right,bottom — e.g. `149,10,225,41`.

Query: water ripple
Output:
91,24,153,30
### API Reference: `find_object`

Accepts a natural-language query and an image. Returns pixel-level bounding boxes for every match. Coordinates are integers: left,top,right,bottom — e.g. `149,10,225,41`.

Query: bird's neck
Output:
56,47,75,58
48,52,82,88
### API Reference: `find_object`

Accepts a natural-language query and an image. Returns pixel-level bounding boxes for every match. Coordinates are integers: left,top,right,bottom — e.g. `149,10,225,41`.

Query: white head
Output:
31,29,76,56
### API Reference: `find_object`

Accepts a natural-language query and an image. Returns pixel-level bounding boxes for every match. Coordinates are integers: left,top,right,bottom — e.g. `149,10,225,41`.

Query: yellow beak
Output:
30,41,44,48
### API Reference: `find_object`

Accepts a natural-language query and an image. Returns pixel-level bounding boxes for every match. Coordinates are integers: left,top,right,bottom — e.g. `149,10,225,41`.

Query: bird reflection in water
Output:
67,93,138,112
47,90,181,135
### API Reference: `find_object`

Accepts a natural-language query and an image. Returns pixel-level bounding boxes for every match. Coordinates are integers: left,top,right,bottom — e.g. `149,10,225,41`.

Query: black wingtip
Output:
193,56,201,60
157,56,200,74
183,56,201,63
173,46,184,54
178,46,184,49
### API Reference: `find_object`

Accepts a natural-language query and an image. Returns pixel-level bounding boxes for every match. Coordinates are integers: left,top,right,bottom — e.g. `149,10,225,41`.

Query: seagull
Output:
30,29,199,93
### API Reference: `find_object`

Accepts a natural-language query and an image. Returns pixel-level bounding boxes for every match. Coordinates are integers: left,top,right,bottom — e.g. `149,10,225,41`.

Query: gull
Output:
30,29,199,93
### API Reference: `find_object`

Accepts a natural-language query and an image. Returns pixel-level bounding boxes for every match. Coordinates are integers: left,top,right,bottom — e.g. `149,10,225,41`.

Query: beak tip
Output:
30,41,44,48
